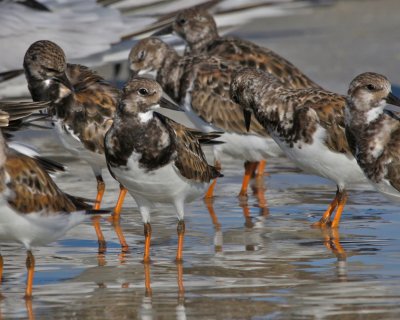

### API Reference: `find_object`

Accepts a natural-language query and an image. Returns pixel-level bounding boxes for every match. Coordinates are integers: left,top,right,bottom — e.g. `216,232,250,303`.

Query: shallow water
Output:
1,136,400,319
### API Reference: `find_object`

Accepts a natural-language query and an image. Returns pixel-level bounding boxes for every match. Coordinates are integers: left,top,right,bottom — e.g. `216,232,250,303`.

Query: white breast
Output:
110,153,207,205
213,132,283,162
272,126,366,189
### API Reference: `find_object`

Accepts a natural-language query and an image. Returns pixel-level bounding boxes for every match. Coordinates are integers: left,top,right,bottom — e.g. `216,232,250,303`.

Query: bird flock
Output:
1,5,400,300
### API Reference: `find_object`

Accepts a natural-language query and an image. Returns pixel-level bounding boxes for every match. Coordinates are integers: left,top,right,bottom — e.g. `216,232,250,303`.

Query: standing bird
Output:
104,77,221,262
129,38,282,198
23,40,123,251
345,72,400,202
230,68,366,228
156,8,321,90
154,7,322,190
0,131,101,299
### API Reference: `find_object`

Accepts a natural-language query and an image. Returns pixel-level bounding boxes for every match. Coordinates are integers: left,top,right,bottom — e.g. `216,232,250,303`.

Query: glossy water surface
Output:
1,135,400,320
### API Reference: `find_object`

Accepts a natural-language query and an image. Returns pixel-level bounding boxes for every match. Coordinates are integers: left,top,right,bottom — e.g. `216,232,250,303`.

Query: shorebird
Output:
230,68,366,228
345,72,400,202
156,8,321,90
0,131,102,299
104,77,221,262
129,38,282,198
23,40,124,251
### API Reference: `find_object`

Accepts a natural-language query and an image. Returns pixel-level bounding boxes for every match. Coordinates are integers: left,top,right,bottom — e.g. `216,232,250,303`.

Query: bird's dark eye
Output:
232,94,239,104
138,50,145,61
366,84,376,91
178,18,186,25
138,88,148,95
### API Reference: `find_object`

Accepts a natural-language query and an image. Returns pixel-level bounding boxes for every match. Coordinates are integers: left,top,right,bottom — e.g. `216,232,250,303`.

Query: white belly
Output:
272,126,366,188
213,132,283,162
110,157,207,205
54,120,106,173
0,202,86,250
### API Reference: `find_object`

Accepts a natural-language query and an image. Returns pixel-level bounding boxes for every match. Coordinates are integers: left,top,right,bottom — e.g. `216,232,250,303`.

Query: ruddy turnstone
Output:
23,40,125,250
129,38,282,198
157,8,321,90
0,131,100,298
345,72,400,202
104,77,221,262
230,68,366,228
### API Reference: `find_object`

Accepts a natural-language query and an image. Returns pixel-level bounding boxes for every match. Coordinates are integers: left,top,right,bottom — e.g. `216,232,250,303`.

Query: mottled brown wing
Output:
383,125,400,191
161,115,220,183
4,152,77,214
208,37,322,90
294,90,351,154
0,100,50,123
186,59,268,136
65,64,118,154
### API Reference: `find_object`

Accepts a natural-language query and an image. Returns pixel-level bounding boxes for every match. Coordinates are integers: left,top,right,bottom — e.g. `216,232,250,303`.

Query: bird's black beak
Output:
386,92,400,107
243,109,252,132
52,73,73,91
160,96,183,112
152,24,174,36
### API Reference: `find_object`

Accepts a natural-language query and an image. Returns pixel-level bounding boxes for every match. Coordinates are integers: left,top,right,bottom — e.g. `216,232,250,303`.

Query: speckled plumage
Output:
0,131,95,298
172,8,321,90
231,68,366,227
345,72,400,201
24,40,118,157
105,77,220,184
105,77,221,261
129,38,271,136
23,40,119,213
129,37,283,198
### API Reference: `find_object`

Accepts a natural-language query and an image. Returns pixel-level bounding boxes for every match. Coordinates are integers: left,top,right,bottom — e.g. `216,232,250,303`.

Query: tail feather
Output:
34,156,66,173
192,130,224,145
66,194,112,215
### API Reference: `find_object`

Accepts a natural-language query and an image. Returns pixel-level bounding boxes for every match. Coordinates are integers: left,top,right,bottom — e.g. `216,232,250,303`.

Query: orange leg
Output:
256,160,267,178
204,179,218,199
94,175,105,210
143,223,152,263
111,185,128,221
239,161,258,198
312,190,340,227
91,216,106,253
92,176,106,252
176,220,185,262
204,160,221,199
24,251,35,299
113,221,129,252
144,262,152,297
331,192,348,229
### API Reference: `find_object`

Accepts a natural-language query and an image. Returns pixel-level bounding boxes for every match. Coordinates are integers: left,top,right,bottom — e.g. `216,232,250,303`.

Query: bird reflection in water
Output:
320,227,348,281
205,173,270,253
141,263,186,320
